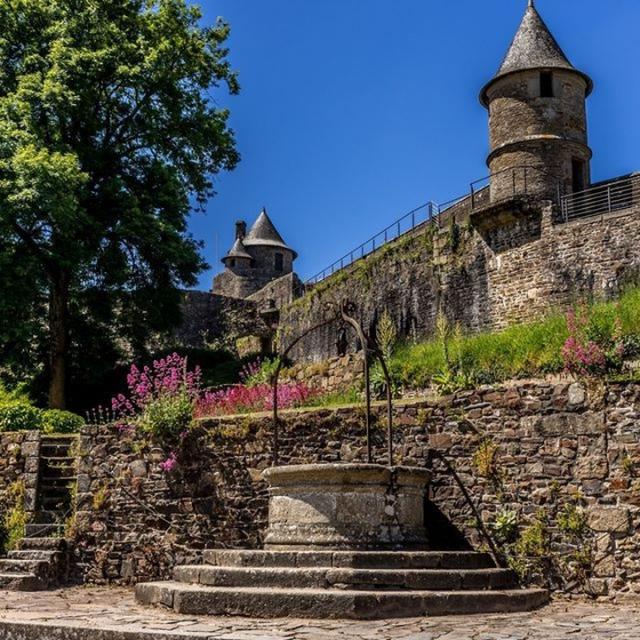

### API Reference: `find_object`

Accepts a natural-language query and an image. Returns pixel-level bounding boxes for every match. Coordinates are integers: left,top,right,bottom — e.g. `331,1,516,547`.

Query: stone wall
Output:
175,291,271,350
279,353,363,395
246,272,303,310
70,381,640,598
0,432,39,522
279,199,640,363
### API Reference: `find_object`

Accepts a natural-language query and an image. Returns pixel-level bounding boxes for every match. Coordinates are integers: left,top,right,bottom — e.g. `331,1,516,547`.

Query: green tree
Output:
0,0,239,408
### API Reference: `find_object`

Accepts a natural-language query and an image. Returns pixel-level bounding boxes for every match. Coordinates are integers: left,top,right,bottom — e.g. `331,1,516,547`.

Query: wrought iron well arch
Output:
271,300,395,466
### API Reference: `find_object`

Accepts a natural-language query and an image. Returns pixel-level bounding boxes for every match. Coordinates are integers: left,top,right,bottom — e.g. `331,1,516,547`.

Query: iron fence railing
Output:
305,165,567,286
470,165,564,209
560,174,639,222
305,201,441,285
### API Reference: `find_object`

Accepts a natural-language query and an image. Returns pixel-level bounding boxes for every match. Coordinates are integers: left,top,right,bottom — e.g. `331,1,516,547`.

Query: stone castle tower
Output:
480,0,593,203
212,208,298,299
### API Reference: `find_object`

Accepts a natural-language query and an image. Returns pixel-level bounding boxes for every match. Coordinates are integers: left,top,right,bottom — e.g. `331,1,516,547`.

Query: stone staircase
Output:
136,550,548,619
27,435,77,538
0,435,76,590
0,538,68,590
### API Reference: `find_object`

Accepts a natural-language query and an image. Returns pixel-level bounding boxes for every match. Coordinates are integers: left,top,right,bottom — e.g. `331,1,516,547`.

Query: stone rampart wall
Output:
175,292,270,350
70,381,640,598
279,202,640,363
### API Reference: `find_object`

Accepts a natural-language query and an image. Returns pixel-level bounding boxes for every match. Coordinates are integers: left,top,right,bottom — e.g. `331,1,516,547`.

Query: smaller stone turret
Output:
213,208,298,299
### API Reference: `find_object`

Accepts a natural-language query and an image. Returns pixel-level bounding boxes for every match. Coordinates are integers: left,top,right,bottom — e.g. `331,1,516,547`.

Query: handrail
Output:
470,165,564,210
429,449,506,569
305,165,566,287
560,174,639,222
305,201,442,285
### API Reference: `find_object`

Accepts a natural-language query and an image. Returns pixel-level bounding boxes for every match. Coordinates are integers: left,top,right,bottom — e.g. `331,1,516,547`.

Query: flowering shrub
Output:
108,354,202,473
196,381,316,417
562,306,624,377
239,357,281,387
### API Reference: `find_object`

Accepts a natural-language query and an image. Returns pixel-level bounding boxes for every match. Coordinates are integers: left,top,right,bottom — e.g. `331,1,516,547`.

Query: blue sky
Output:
191,0,640,290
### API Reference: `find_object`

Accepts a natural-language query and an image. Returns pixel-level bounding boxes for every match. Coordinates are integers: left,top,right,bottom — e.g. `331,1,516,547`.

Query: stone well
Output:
262,463,431,550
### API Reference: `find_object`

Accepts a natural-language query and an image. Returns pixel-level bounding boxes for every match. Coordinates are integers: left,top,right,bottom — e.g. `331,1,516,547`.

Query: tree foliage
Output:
0,0,239,408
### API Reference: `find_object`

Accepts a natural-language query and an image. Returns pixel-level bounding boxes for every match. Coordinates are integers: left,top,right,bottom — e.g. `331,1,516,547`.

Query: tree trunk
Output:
48,267,70,410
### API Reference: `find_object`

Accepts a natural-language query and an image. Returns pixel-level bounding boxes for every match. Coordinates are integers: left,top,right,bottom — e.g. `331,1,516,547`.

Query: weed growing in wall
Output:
0,481,28,553
472,439,500,483
490,493,596,592
492,508,519,545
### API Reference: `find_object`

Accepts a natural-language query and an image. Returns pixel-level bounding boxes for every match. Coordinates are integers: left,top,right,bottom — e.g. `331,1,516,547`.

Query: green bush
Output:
138,391,194,440
0,403,43,432
42,409,85,434
0,384,84,433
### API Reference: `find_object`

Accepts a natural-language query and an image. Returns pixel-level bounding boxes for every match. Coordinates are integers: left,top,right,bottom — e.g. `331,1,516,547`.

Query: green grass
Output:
303,387,363,409
388,286,640,390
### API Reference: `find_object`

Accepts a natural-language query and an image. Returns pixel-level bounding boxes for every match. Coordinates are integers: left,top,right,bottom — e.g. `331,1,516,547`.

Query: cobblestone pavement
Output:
0,587,639,639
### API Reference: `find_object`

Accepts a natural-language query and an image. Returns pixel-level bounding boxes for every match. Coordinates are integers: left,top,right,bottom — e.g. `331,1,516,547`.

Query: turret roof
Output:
480,1,592,106
243,208,297,259
222,237,253,262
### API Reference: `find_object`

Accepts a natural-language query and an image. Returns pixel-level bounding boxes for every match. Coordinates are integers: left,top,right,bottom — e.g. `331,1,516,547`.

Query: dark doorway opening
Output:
572,159,586,193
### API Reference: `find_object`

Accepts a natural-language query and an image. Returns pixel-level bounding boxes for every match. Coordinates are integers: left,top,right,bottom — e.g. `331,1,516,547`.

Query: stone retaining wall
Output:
68,380,640,598
279,353,363,395
0,432,39,522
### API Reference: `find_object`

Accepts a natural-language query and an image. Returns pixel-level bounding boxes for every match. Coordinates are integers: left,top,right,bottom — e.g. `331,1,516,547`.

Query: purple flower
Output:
160,452,178,473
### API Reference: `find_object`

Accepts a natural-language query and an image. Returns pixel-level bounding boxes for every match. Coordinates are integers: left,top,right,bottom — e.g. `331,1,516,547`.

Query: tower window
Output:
229,258,236,268
540,72,554,98
274,252,284,272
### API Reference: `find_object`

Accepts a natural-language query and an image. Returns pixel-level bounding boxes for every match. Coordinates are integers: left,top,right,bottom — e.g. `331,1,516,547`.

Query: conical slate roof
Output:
480,1,592,106
243,208,297,258
222,237,253,263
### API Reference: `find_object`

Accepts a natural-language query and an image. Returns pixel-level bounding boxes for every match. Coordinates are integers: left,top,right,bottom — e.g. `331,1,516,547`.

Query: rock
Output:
588,507,631,533
568,383,586,407
129,460,147,478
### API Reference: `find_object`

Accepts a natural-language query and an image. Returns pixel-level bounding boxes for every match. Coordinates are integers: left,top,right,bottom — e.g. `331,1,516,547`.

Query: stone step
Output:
8,549,59,562
32,510,66,525
174,565,518,591
40,475,77,483
39,453,75,461
0,572,46,591
136,582,549,619
25,523,63,537
38,496,72,510
202,550,496,570
0,558,50,577
39,449,75,460
18,538,66,551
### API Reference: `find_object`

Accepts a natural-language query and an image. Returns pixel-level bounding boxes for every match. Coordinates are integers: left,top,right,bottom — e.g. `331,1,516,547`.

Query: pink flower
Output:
194,382,317,418
160,452,178,473
106,353,202,432
561,305,619,377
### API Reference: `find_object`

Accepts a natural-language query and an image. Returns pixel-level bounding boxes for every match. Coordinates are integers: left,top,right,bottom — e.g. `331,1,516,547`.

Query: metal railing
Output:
560,174,639,222
305,201,440,285
304,165,566,287
470,165,564,210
